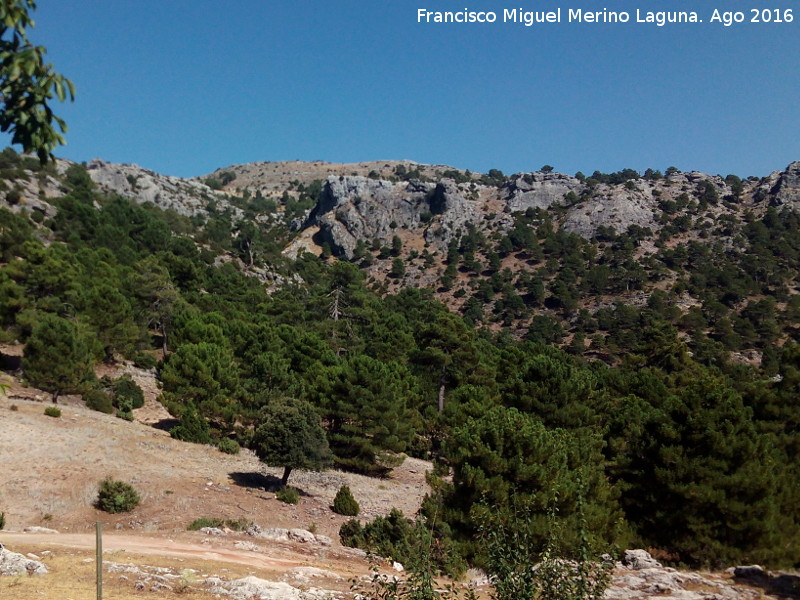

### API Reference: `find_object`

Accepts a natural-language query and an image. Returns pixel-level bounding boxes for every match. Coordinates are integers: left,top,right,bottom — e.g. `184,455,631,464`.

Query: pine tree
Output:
23,314,92,402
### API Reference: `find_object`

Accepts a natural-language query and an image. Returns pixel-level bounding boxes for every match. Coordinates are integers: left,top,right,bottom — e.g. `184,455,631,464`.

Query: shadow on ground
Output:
734,568,800,598
151,418,179,432
229,472,311,496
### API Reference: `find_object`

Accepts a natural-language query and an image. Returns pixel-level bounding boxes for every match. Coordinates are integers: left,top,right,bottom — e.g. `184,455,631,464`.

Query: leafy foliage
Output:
0,0,75,162
251,398,332,485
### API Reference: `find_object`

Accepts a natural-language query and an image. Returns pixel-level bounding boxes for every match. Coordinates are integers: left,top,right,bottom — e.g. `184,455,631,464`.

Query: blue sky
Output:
9,0,799,178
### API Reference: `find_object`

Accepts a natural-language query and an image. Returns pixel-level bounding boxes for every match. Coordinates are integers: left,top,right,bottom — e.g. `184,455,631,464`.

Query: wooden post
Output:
96,521,102,600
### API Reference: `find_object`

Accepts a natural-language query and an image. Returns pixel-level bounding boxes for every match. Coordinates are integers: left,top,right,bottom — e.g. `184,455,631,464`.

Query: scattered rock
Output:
314,534,333,546
0,547,48,576
206,575,307,600
150,582,173,592
392,562,404,573
23,526,59,534
200,527,226,536
281,566,342,585
288,528,317,543
233,541,262,552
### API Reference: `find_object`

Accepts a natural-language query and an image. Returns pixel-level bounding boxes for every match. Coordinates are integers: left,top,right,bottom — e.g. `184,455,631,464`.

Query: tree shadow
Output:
733,569,800,598
228,472,312,496
151,418,179,432
229,471,284,492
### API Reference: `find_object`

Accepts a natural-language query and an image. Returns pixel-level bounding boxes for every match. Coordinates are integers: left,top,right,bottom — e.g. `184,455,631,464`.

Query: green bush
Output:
0,511,5,530
188,517,251,531
276,486,299,505
188,517,224,530
332,485,360,516
339,519,364,547
111,376,145,410
170,403,211,444
96,477,140,513
84,387,113,414
44,406,61,418
116,410,133,421
216,437,240,455
133,352,157,370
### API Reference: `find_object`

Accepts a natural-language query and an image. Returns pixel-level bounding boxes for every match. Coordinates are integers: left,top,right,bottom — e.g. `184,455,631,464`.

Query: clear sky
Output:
8,0,799,178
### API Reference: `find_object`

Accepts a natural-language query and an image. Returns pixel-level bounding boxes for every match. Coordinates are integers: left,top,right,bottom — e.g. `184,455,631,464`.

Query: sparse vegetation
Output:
43,406,61,418
276,486,300,505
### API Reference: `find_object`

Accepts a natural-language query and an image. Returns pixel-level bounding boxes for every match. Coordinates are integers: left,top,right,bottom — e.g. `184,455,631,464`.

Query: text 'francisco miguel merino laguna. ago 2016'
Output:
416,8,795,27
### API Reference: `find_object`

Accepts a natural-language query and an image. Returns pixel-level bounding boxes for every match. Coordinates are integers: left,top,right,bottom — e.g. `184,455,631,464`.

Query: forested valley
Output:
2,149,800,572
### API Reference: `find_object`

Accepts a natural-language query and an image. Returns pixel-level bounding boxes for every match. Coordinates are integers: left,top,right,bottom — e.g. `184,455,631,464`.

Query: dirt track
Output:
1,532,309,571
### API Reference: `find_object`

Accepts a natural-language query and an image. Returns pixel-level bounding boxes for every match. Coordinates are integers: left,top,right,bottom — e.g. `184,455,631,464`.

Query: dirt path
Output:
1,532,305,571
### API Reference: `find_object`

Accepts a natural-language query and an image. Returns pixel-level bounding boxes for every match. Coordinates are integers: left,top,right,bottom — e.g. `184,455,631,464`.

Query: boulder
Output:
23,526,60,534
621,549,663,570
0,547,48,576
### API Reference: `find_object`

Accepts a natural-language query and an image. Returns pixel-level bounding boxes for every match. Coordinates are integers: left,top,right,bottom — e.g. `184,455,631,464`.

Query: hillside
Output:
1,147,800,577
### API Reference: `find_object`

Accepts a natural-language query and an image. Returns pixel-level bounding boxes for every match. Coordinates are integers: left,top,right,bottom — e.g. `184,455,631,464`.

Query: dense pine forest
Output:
2,149,799,572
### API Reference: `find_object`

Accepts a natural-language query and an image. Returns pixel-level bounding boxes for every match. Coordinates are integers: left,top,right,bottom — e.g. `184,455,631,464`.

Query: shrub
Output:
188,517,224,530
339,519,364,547
333,485,360,516
170,403,211,444
10,404,18,411
84,388,113,414
116,410,133,421
216,438,240,455
276,486,299,505
133,352,157,370
96,477,140,513
44,406,61,418
188,517,251,531
111,376,145,410
0,511,5,530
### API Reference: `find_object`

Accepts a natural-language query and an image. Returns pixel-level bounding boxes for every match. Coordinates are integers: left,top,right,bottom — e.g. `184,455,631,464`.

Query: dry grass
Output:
2,542,260,600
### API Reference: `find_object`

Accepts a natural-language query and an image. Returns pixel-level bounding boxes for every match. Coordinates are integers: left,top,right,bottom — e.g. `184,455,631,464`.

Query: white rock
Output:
621,549,662,570
23,526,60,534
0,548,48,576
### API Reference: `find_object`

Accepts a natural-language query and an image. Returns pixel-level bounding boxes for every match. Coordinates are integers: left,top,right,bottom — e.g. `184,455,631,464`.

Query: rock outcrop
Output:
0,546,48,576
86,159,237,218
768,161,800,208
503,172,583,212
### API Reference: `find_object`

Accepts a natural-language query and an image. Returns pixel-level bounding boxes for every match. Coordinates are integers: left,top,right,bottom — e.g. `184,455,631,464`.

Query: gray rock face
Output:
0,547,48,575
562,186,658,238
86,159,237,218
769,161,800,207
308,176,431,258
621,548,662,570
503,172,583,212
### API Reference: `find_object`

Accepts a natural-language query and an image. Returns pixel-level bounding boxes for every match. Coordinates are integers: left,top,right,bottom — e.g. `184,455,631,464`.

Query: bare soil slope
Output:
0,390,432,539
